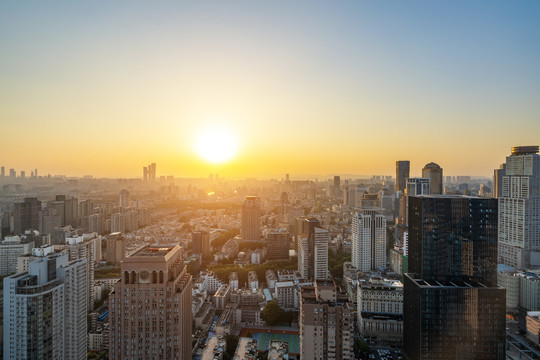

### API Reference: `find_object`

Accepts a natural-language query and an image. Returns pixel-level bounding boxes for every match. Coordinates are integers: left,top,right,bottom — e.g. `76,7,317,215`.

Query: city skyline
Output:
1,1,539,178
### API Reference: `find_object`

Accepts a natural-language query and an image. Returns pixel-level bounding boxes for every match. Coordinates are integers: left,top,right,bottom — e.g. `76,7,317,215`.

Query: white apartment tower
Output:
313,227,329,280
497,146,540,269
352,209,387,272
57,233,101,311
3,253,87,360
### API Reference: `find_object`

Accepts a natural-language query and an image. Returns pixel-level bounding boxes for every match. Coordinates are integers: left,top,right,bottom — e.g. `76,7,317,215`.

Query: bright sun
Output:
195,126,238,164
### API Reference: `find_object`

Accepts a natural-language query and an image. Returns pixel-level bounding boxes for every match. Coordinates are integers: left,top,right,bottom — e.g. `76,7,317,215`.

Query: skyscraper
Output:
497,146,540,269
39,207,62,236
266,228,290,261
13,197,42,235
421,162,443,194
403,195,505,359
192,230,210,260
106,232,126,264
62,196,79,228
3,253,87,360
297,218,329,280
58,233,101,311
149,162,156,182
109,244,192,360
119,189,130,208
396,161,410,193
403,178,430,224
351,208,386,272
333,175,341,197
493,163,506,199
241,196,261,242
300,280,354,360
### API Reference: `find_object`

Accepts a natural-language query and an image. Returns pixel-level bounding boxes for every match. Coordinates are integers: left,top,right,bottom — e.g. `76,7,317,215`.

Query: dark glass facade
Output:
404,195,506,360
408,196,498,284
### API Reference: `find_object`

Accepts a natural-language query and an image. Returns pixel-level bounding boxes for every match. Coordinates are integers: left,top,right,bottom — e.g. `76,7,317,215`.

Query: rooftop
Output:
132,244,177,257
511,145,539,155
406,273,500,289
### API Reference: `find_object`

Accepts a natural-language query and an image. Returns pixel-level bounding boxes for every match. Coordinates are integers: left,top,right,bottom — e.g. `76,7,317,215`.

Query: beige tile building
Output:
109,244,192,360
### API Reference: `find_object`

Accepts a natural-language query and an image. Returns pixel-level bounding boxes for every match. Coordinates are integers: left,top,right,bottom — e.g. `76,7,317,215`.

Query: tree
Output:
225,334,239,355
356,339,369,357
261,300,284,326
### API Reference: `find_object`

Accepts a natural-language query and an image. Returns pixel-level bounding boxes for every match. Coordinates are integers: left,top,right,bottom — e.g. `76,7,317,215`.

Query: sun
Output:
195,126,238,164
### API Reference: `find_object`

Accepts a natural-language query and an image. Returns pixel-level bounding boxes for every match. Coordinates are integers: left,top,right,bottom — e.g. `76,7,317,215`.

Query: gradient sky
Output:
1,1,539,178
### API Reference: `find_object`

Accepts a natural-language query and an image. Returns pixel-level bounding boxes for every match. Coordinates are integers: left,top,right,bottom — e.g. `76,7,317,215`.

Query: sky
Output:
1,1,539,178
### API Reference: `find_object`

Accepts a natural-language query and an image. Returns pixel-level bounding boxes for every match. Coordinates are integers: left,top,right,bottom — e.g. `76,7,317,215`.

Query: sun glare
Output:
195,126,238,164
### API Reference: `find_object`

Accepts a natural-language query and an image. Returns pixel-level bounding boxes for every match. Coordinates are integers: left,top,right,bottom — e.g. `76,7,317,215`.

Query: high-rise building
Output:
143,166,148,182
38,207,62,236
192,230,210,260
3,253,87,360
421,162,443,194
497,146,540,269
0,166,4,177
493,163,506,199
0,236,34,276
88,213,103,234
351,209,386,272
52,195,79,228
403,178,430,224
396,161,410,193
119,189,130,208
300,280,354,360
297,218,328,280
333,175,341,197
109,244,192,360
106,232,125,264
149,163,156,182
110,213,125,233
13,197,42,235
57,233,101,311
241,196,261,242
405,178,431,197
9,169,15,178
343,185,357,208
403,195,505,359
266,228,289,261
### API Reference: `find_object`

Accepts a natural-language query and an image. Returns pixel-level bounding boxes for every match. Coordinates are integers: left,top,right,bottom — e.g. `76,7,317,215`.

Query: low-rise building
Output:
526,312,540,346
232,337,258,360
268,341,289,360
214,284,231,310
266,270,277,289
277,269,297,282
248,271,259,290
229,272,239,290
357,276,403,345
201,335,226,360
275,281,297,310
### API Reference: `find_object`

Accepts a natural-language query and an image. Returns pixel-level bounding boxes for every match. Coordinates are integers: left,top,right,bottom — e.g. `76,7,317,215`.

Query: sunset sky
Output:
1,1,539,178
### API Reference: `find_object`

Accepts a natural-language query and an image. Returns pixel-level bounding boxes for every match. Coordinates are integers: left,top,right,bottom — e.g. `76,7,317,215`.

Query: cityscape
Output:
1,2,540,360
